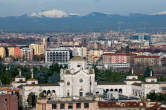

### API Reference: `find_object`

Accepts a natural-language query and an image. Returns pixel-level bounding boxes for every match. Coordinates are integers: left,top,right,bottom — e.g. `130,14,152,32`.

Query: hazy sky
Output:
0,0,166,17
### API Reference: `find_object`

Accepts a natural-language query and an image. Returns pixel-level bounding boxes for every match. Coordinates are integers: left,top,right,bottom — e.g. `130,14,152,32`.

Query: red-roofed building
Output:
98,101,146,110
102,53,136,69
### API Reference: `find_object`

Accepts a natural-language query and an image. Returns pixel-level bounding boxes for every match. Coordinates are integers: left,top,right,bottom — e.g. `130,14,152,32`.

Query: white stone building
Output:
12,56,162,107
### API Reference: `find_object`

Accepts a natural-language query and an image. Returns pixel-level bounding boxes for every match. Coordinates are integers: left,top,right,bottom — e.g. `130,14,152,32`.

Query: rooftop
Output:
27,78,38,81
98,82,126,85
135,56,160,58
70,56,84,61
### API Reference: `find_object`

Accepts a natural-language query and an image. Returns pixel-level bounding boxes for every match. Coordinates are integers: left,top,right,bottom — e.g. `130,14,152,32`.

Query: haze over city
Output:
0,0,166,17
1,0,166,110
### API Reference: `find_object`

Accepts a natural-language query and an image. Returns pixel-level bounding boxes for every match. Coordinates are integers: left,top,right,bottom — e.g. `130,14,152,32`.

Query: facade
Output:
103,53,136,69
14,47,21,59
87,49,103,63
134,56,161,66
0,47,6,58
8,47,21,59
98,101,146,110
36,99,147,110
0,94,18,110
11,56,163,108
36,98,97,110
45,47,72,65
41,37,48,50
21,48,34,61
8,47,15,57
29,44,44,55
61,46,87,58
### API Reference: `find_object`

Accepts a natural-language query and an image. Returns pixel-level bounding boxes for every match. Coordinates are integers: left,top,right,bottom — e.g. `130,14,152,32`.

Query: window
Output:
67,81,70,86
119,89,122,94
80,92,83,97
84,103,89,108
60,103,65,109
68,103,73,109
67,92,70,97
52,104,57,109
79,79,83,83
77,65,81,67
76,103,81,108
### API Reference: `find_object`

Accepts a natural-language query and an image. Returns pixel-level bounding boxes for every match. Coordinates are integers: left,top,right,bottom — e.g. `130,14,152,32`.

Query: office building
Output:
45,47,72,65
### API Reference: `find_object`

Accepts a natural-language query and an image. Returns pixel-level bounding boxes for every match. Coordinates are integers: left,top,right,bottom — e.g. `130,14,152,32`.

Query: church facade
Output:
12,56,162,107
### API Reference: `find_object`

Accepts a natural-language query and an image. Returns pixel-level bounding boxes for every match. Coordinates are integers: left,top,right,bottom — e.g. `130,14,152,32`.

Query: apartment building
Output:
134,56,161,66
45,47,72,65
103,53,136,69
0,47,6,58
21,48,34,61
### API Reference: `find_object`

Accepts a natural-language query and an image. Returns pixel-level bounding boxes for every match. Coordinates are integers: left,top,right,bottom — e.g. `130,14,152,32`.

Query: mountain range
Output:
0,11,166,33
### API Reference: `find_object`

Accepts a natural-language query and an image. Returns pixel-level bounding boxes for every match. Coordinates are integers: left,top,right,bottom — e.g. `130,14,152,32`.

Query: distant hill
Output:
0,12,166,32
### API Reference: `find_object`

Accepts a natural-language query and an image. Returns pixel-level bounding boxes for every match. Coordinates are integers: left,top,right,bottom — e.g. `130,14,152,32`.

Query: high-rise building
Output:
29,44,39,55
21,48,34,61
0,47,6,58
29,44,44,55
41,37,48,50
60,46,87,58
8,47,21,59
14,47,21,59
38,45,45,55
8,47,15,57
45,47,72,65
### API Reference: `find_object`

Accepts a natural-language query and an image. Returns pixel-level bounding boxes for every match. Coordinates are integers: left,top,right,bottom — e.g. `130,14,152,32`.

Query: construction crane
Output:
0,87,19,110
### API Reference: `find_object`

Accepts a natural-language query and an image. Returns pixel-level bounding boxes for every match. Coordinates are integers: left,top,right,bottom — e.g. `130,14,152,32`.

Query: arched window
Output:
43,90,46,94
119,89,122,94
79,89,83,97
47,90,51,95
52,90,56,93
110,89,113,91
67,90,70,97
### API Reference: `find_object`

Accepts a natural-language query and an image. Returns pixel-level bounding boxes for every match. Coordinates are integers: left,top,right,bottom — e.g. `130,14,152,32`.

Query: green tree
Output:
27,92,37,107
147,92,166,102
39,92,46,98
144,67,151,77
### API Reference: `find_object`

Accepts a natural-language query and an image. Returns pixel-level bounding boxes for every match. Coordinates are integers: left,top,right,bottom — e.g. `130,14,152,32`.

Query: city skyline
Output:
0,0,166,17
